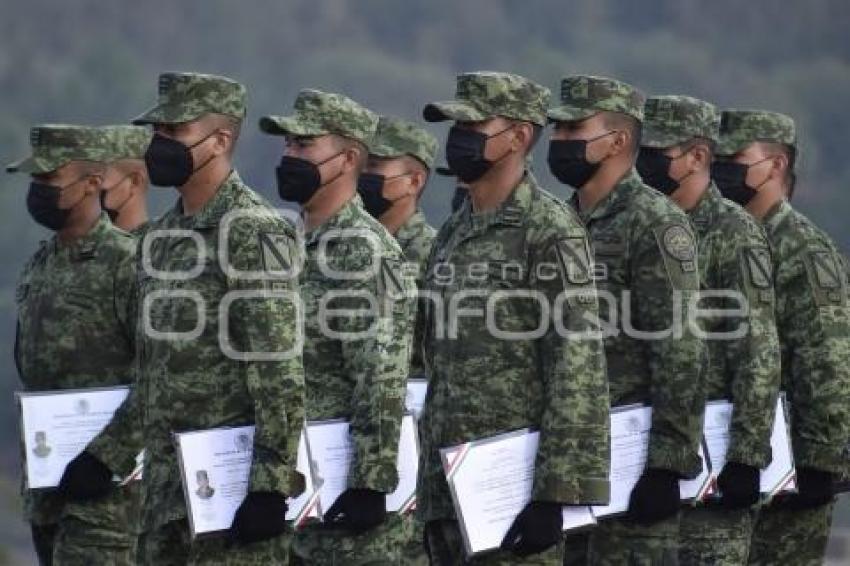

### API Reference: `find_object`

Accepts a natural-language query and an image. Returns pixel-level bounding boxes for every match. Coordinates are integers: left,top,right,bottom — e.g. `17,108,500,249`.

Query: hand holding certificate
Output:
305,414,419,516
17,386,131,489
175,427,318,538
440,429,596,557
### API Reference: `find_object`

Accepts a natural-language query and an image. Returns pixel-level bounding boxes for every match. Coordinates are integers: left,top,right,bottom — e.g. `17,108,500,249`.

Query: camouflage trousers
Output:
52,516,136,565
678,505,755,565
587,511,681,565
139,517,292,565
424,518,564,565
292,513,413,565
402,516,429,566
747,500,835,566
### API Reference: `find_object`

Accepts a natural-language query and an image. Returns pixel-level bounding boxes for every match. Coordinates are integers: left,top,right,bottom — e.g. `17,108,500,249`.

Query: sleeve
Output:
636,221,707,478
530,228,611,504
87,246,145,474
721,231,782,468
227,219,306,497
779,245,850,474
330,242,414,493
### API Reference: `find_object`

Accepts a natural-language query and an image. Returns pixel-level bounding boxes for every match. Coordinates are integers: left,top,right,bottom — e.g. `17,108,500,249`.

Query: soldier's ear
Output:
83,171,104,196
690,144,711,171
608,129,628,157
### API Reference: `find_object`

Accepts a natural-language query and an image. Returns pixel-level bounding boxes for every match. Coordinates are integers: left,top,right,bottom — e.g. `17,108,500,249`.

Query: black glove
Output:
717,462,760,509
627,468,680,525
231,491,289,544
58,451,114,502
324,488,386,534
500,501,562,557
774,467,834,510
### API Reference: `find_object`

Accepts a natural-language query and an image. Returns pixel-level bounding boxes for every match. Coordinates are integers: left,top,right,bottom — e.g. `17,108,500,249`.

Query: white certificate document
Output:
440,429,596,557
17,386,130,489
700,395,796,500
306,414,419,516
405,378,428,420
175,426,318,538
592,405,709,518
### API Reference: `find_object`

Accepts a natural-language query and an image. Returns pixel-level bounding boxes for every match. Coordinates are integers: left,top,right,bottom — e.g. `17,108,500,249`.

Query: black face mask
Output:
445,125,514,184
27,180,80,231
276,151,344,205
357,172,411,218
712,158,770,206
547,131,615,189
451,185,468,212
100,175,132,222
145,131,218,187
636,147,691,196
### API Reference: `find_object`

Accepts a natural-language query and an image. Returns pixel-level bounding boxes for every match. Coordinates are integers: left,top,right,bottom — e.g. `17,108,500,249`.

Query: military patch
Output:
554,237,592,286
804,249,846,306
653,223,699,289
744,247,772,289
259,232,293,275
378,257,406,299
662,225,696,262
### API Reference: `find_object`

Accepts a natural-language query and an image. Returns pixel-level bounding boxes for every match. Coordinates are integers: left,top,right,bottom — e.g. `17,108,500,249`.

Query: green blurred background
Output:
0,1,848,563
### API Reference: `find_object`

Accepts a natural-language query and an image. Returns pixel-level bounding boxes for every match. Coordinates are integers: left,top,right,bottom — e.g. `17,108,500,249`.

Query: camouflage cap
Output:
132,72,247,125
716,109,797,156
423,71,551,126
369,116,438,168
642,95,720,148
7,124,149,174
548,75,646,123
259,89,378,146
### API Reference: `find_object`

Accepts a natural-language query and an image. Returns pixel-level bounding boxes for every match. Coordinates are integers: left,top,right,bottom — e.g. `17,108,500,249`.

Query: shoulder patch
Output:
652,222,699,290
378,256,406,299
259,232,294,275
554,236,593,286
803,249,847,307
662,224,696,263
744,247,772,289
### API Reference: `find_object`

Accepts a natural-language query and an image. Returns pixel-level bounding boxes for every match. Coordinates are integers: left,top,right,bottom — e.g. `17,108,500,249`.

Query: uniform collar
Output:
762,199,792,235
168,169,243,229
305,193,364,247
571,168,642,223
52,212,113,258
688,182,722,236
463,170,536,233
395,209,428,248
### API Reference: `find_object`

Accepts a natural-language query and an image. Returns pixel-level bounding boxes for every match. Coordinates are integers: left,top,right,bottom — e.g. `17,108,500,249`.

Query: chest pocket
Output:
592,238,628,292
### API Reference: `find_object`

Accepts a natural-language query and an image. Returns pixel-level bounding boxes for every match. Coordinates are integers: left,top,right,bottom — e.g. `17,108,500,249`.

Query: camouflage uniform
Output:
8,125,146,565
549,77,708,565
418,72,611,565
261,90,417,564
642,97,782,565
716,110,850,566
367,116,439,565
86,73,306,565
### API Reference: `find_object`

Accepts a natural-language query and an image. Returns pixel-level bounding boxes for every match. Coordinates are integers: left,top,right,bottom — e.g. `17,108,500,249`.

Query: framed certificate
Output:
405,378,428,420
17,386,130,489
698,394,796,501
305,413,419,517
440,428,596,557
591,404,711,519
175,426,318,539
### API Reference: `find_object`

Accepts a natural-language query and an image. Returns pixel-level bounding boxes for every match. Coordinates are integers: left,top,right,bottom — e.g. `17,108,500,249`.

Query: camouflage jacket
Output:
416,172,611,522
395,209,436,378
761,200,850,474
689,183,781,468
571,169,706,478
15,214,136,526
88,171,306,529
300,194,414,492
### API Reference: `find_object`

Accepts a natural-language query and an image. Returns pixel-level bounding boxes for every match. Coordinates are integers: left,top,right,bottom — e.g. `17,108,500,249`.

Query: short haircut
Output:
602,111,642,155
207,113,243,156
760,141,797,193
508,119,542,155
332,135,368,171
678,137,716,161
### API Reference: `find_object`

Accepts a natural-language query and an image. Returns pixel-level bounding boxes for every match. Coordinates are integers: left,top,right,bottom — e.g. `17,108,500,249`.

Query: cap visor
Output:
641,128,687,149
259,115,328,137
546,106,598,123
6,155,58,174
422,101,487,123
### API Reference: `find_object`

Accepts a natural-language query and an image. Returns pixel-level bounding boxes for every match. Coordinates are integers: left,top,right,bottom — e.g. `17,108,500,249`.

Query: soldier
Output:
712,109,850,566
259,89,416,564
357,116,438,565
636,96,782,564
99,126,151,234
547,75,707,565
8,125,141,565
60,72,306,564
417,71,611,564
